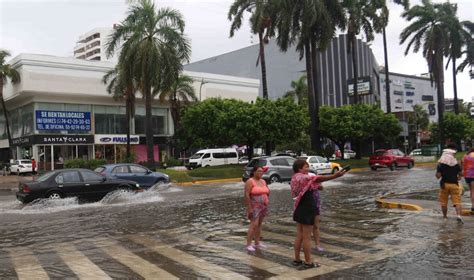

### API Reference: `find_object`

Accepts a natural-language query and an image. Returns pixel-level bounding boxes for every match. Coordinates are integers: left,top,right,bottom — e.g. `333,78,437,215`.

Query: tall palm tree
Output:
456,24,474,79
374,0,410,114
106,0,191,169
102,65,136,161
342,0,381,104
275,0,345,153
0,50,20,159
441,3,473,115
228,0,274,100
158,74,197,130
284,74,308,106
400,0,450,147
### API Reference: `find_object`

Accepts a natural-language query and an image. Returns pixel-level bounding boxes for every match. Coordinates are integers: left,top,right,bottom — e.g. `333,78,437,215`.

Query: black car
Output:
16,168,143,204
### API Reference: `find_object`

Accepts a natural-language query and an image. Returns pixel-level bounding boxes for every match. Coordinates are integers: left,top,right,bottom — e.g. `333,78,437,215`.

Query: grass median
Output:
159,164,246,183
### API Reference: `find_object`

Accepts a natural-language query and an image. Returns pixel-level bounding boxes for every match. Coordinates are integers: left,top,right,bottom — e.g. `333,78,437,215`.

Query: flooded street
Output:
0,167,473,279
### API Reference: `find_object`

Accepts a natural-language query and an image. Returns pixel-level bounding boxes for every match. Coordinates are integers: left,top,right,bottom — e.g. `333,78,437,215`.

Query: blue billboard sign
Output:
36,110,91,131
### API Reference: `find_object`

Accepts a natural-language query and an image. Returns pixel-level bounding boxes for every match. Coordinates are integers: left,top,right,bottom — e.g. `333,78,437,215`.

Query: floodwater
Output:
0,167,472,279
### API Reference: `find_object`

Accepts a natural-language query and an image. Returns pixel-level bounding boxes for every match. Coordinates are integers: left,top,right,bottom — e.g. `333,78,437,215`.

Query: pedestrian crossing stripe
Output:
3,219,425,279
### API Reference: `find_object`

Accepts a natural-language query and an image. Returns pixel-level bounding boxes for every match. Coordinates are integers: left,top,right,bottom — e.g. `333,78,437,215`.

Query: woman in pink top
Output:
461,147,474,212
244,165,270,252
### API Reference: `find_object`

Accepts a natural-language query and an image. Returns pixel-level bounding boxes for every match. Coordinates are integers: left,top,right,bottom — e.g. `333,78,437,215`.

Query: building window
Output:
406,91,415,96
94,105,127,134
406,99,414,103
134,107,168,135
10,104,34,138
422,95,434,101
393,90,403,95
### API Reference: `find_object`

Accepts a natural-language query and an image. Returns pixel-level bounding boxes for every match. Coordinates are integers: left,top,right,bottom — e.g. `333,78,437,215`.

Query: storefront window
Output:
10,104,34,138
134,107,168,135
94,105,127,134
0,108,7,140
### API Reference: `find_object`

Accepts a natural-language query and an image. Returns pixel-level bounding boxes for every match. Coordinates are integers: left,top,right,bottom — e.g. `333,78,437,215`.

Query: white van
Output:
186,148,239,169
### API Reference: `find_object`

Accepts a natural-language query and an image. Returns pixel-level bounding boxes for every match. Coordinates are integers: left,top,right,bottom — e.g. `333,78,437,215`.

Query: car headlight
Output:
136,184,140,188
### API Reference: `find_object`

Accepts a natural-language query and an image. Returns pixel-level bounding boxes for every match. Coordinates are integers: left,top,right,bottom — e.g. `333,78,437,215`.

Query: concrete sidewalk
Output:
0,175,35,191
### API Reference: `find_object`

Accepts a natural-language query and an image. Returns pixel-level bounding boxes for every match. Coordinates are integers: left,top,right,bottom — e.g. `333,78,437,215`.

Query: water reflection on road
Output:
0,167,472,278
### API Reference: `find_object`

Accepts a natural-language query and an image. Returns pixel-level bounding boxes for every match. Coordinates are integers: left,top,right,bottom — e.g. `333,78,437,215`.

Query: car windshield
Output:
20,160,32,164
297,157,308,161
374,151,386,156
190,153,204,159
35,172,55,182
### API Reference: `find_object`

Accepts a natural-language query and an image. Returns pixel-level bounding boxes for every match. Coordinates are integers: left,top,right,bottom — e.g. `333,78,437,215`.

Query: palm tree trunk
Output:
125,90,131,161
304,43,318,152
0,80,12,160
145,85,155,170
452,57,459,115
258,32,269,99
437,55,445,148
351,35,359,104
383,28,391,113
310,40,322,154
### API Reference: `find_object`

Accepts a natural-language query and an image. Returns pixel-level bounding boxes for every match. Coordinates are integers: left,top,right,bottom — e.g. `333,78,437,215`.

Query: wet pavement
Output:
0,167,473,279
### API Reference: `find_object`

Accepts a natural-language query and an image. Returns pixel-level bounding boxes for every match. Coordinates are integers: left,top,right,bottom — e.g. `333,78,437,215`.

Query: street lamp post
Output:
199,79,209,101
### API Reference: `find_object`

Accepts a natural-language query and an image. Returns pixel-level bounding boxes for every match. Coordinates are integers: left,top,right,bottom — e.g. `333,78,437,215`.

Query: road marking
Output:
95,239,178,279
55,243,111,279
158,229,297,275
127,234,250,280
8,248,49,280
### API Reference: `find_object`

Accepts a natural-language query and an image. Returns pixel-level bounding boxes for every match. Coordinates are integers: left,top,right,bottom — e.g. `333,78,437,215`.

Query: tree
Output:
106,0,191,169
102,65,136,161
284,74,308,106
374,0,410,114
342,0,382,104
441,3,473,115
407,104,429,147
429,112,473,144
158,74,197,131
0,50,20,159
400,0,450,147
228,0,274,100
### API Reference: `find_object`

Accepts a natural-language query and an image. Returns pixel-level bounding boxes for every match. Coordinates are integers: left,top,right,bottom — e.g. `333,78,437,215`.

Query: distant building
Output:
444,98,464,113
379,72,439,123
73,27,117,61
185,34,381,107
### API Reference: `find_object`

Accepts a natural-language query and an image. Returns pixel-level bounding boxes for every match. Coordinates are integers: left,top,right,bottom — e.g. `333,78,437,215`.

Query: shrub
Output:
165,157,182,167
64,159,107,170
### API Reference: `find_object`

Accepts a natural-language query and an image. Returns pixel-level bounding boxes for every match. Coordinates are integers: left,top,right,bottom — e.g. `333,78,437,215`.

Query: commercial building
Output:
73,27,117,61
0,54,259,170
185,34,381,106
379,72,439,123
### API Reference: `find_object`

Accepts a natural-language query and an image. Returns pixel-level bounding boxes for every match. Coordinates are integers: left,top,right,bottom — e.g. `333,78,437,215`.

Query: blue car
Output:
94,164,170,189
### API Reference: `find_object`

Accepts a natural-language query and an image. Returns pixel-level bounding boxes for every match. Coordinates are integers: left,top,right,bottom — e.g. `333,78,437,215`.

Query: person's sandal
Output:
301,262,321,269
292,260,303,266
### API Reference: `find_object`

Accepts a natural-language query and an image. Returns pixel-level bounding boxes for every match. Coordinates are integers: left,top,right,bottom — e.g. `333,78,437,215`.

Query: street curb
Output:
376,193,473,216
177,178,242,186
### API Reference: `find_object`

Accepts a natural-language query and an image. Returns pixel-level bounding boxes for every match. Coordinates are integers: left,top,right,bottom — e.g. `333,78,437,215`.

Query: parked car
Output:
16,168,142,204
94,164,170,189
409,149,422,156
332,149,356,159
186,148,239,169
298,156,341,174
242,156,295,184
238,156,249,165
9,159,33,175
369,149,414,171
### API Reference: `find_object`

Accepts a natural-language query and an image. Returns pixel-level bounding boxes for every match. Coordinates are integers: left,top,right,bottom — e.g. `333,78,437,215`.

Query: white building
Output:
73,27,117,61
380,72,439,123
0,54,259,169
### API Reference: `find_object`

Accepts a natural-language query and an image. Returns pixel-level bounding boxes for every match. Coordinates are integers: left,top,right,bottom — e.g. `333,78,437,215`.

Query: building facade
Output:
73,27,117,61
185,34,381,107
379,72,439,123
1,54,259,170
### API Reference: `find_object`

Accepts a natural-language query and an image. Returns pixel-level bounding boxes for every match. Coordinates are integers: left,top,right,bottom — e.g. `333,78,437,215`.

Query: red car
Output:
369,149,414,171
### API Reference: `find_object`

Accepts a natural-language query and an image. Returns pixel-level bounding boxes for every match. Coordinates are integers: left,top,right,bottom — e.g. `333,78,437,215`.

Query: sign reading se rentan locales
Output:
35,110,91,131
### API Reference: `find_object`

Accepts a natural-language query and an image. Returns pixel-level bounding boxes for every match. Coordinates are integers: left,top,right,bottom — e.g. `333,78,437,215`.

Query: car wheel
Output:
47,191,63,200
371,166,377,171
269,175,281,184
331,167,339,174
389,162,397,171
407,162,414,169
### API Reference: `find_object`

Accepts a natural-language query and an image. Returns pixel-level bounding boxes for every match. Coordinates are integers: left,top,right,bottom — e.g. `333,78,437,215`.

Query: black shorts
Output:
466,177,474,185
293,190,316,225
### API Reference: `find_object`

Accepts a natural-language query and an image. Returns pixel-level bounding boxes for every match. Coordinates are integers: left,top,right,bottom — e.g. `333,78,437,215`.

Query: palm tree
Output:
400,0,450,147
342,0,381,104
0,50,20,159
106,0,191,169
275,0,345,153
102,65,136,161
158,74,197,130
284,74,308,106
456,24,474,79
441,3,473,115
228,0,274,100
374,0,410,114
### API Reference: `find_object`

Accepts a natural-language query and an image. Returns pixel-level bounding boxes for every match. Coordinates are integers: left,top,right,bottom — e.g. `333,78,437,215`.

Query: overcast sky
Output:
0,0,472,101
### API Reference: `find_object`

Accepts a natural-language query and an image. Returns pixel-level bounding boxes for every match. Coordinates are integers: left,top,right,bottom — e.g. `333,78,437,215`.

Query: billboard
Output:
36,110,91,131
347,76,371,96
